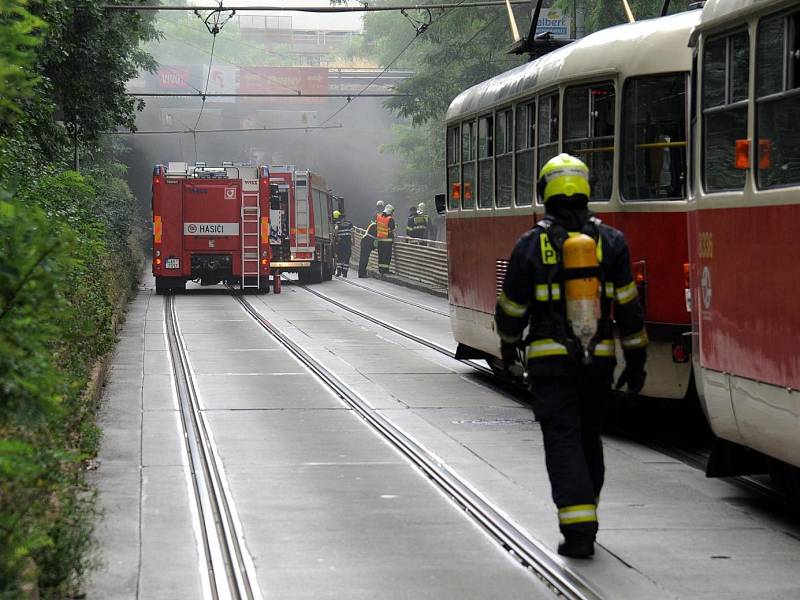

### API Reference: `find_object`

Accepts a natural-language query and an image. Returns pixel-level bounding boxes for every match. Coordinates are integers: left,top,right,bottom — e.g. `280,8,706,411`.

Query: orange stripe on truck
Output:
260,217,269,243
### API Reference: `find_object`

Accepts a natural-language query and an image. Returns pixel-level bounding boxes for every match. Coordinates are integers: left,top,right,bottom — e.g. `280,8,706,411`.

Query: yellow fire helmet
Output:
537,153,591,204
333,210,341,219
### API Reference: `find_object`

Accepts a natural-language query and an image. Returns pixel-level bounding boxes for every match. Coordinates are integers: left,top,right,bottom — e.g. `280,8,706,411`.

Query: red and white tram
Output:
688,0,800,486
441,10,701,399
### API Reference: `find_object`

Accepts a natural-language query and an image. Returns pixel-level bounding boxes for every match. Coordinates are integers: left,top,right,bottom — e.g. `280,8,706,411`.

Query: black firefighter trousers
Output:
529,375,610,541
377,238,393,274
336,237,352,276
358,235,375,277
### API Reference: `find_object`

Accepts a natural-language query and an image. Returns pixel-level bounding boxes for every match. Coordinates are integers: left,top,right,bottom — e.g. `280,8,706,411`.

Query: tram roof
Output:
690,0,796,44
445,10,701,122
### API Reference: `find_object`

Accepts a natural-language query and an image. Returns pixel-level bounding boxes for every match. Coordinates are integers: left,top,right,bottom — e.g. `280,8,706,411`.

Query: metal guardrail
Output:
352,227,448,291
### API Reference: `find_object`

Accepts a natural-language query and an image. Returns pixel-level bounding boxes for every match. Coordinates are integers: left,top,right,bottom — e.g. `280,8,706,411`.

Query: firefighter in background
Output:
495,154,647,559
358,205,381,278
376,204,396,274
333,210,353,278
405,206,418,237
406,202,431,239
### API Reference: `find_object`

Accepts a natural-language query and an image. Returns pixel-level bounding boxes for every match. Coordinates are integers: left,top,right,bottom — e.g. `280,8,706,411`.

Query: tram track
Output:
298,284,799,511
339,278,449,317
164,295,259,600
230,290,604,600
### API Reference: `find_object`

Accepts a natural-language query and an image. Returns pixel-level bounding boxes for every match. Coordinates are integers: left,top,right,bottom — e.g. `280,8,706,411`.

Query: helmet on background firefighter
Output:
333,210,341,220
537,153,591,205
383,204,395,215
417,202,425,213
376,200,385,211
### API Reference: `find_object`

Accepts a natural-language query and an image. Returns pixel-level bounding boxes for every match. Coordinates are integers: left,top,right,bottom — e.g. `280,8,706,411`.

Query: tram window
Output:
536,93,559,203
792,13,800,89
757,16,784,97
731,33,750,102
563,82,615,201
516,102,535,206
478,115,494,208
461,121,476,209
703,38,726,108
447,125,461,210
495,109,513,207
702,31,749,192
757,11,800,188
620,74,687,202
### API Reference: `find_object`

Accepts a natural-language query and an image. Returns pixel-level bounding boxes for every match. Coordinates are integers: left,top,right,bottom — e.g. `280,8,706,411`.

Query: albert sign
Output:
535,8,571,39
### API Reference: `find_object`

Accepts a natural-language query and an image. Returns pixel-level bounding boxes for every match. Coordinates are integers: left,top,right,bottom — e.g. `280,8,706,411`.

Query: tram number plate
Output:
165,258,180,269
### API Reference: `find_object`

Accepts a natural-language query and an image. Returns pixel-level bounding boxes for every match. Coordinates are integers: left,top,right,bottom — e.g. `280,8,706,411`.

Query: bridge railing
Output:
351,227,448,292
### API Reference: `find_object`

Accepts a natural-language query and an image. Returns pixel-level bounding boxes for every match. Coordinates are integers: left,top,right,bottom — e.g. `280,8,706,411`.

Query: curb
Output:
364,269,448,299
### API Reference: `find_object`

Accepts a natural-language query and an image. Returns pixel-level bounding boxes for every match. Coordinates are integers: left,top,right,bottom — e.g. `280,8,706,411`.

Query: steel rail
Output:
104,1,529,11
300,284,469,363
339,278,449,317
302,283,799,516
302,283,794,504
165,295,256,600
230,291,603,600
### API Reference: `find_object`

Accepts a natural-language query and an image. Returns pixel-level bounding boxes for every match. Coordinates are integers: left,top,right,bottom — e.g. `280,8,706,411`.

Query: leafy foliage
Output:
578,0,691,33
356,0,693,203
0,166,143,596
25,0,159,144
350,1,525,201
0,1,151,594
0,0,45,121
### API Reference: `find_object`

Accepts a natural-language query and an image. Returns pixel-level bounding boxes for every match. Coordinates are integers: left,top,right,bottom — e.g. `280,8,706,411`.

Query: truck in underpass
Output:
151,162,271,293
264,166,336,284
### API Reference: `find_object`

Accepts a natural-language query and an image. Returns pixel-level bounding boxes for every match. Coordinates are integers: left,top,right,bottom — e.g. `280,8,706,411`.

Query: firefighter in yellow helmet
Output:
333,209,353,277
375,203,396,274
494,153,647,558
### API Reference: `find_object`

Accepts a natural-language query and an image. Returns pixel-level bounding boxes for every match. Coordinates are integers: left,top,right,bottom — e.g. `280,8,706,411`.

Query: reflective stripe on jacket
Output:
376,214,394,240
336,220,353,239
494,217,647,376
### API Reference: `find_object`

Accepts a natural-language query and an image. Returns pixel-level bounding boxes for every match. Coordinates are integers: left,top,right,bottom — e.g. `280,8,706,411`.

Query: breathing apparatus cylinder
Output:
562,233,601,363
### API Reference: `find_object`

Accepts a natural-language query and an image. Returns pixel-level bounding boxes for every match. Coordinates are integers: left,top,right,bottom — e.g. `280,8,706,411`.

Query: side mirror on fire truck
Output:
434,193,446,215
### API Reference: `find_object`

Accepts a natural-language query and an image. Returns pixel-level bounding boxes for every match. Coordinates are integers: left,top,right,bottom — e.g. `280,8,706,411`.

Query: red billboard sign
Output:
239,67,329,104
158,67,194,90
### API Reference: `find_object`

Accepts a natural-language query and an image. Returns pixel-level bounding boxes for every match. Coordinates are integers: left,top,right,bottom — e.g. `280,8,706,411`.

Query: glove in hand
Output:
501,342,519,368
615,348,647,395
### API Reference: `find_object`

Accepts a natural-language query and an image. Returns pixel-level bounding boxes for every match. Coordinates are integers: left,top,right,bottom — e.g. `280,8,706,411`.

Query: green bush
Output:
0,166,144,596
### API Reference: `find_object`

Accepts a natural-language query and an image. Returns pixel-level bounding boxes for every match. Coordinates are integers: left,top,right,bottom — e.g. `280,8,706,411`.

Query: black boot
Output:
557,534,595,558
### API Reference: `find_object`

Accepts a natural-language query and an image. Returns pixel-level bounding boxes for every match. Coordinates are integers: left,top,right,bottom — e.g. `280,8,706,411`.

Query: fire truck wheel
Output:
323,260,333,281
309,261,324,284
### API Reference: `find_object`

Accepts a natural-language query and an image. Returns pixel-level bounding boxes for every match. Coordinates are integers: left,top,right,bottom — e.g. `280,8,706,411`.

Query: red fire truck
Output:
263,166,336,284
151,162,271,293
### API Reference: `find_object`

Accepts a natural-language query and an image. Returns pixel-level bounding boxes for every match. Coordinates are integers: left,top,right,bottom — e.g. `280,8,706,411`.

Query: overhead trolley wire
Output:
104,1,529,11
129,92,409,97
318,0,475,127
107,124,344,135
153,13,303,95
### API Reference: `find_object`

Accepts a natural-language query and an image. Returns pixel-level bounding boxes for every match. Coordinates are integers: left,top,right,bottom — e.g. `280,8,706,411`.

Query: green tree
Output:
0,0,45,122
351,1,525,201
25,0,159,147
578,0,690,33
